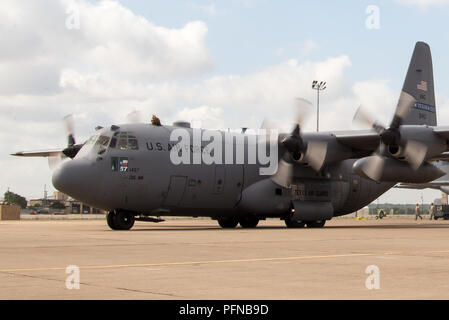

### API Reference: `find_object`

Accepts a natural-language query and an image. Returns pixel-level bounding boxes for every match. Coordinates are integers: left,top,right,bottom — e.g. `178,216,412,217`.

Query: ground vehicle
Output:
434,205,449,220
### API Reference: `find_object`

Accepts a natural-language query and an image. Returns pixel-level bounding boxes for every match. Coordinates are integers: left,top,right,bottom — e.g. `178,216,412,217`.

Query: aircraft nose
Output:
52,159,100,203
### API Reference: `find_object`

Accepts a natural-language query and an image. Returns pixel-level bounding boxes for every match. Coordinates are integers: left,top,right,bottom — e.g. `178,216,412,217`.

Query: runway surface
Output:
1,217,449,299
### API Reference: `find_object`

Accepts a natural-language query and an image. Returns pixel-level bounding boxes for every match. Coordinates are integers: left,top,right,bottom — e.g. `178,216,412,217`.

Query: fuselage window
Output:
118,138,128,150
96,136,110,147
109,132,139,150
128,135,139,150
95,135,110,155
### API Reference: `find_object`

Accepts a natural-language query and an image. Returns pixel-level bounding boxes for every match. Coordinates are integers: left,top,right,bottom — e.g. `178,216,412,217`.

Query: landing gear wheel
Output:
239,217,259,228
306,220,326,228
284,217,306,228
106,211,118,230
114,210,135,230
218,217,239,229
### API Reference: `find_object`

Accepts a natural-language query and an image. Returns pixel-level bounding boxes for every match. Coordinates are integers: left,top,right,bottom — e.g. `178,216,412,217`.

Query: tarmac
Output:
1,216,449,300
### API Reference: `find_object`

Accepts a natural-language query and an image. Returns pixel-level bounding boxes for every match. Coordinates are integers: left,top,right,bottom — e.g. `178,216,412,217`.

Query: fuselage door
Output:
163,176,187,207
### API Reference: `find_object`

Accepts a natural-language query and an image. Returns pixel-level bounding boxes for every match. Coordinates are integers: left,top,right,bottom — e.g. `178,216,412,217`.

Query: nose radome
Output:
52,159,100,204
52,161,70,193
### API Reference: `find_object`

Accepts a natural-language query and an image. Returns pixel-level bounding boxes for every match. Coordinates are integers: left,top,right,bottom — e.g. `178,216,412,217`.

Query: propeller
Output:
64,115,76,147
62,115,83,159
48,152,66,170
47,115,80,169
269,98,328,188
353,91,427,181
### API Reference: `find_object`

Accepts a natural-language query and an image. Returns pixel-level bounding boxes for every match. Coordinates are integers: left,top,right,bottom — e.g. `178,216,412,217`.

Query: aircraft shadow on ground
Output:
127,223,449,231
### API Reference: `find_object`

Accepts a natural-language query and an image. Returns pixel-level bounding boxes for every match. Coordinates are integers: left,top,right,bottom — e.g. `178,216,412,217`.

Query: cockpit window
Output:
109,132,139,150
96,135,110,147
76,134,111,159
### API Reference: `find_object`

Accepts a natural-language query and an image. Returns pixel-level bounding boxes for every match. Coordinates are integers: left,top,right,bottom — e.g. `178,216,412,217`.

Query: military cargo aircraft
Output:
13,42,449,230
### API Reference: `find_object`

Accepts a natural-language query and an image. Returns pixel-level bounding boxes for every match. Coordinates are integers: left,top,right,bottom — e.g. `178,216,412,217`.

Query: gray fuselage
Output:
52,124,394,219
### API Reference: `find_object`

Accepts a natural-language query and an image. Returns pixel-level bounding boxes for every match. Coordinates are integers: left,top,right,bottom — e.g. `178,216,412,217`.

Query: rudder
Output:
401,41,437,126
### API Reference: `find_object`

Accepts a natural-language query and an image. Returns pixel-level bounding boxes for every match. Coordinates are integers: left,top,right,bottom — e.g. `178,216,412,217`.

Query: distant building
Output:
28,192,105,214
53,192,68,201
442,192,448,205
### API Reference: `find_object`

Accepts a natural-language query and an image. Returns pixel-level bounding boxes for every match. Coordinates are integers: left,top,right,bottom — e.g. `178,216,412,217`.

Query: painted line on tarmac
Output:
3,249,449,273
0,253,375,273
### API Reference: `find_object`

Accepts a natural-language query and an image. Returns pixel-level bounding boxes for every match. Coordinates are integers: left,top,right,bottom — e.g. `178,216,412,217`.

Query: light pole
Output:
312,80,327,132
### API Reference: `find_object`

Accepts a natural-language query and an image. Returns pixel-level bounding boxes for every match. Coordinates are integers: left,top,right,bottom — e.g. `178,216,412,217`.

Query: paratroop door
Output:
163,176,187,206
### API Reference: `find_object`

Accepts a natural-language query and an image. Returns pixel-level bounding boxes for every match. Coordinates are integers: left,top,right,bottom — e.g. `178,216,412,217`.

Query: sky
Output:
2,0,449,204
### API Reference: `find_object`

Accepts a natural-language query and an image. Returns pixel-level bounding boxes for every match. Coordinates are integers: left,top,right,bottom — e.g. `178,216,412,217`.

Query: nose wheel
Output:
107,210,135,230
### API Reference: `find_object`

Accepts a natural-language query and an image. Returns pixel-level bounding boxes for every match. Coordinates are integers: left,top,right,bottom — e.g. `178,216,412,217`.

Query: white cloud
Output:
175,106,226,129
0,0,213,95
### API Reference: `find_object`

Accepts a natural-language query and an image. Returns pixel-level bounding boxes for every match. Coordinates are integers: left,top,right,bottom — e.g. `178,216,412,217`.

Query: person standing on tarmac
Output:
415,204,423,220
429,203,436,220
376,209,385,219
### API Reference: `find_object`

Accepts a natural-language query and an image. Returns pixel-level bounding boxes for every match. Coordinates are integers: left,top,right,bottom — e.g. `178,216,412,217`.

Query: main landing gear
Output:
217,216,260,229
284,216,326,228
107,210,135,230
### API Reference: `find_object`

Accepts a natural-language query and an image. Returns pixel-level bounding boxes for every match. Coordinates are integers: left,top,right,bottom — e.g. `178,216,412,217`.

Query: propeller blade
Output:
304,141,328,171
260,119,280,143
126,110,143,124
403,139,428,170
352,105,385,133
362,154,385,182
294,98,312,126
271,159,293,188
395,91,416,120
48,152,65,170
64,115,76,147
390,91,416,129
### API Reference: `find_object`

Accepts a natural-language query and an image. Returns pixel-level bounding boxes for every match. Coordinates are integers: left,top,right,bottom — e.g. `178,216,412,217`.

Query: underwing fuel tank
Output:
353,156,445,183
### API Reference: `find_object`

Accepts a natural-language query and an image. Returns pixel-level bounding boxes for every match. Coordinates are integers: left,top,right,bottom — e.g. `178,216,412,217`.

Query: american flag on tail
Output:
417,80,428,92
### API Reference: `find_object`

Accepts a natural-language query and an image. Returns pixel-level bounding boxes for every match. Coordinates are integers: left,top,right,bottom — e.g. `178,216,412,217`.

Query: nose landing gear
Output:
106,210,135,230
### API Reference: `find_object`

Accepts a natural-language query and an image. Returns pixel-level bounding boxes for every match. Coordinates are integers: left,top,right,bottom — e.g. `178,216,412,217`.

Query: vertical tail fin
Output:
400,41,437,126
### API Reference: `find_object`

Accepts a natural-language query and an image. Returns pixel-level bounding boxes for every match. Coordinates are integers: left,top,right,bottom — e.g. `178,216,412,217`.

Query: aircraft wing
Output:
11,149,62,157
429,152,449,162
335,130,449,161
396,181,449,190
433,126,449,140
335,131,380,151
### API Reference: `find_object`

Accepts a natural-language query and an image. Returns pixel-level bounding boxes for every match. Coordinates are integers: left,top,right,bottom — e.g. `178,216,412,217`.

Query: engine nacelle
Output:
353,156,445,183
388,145,403,158
440,186,449,195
